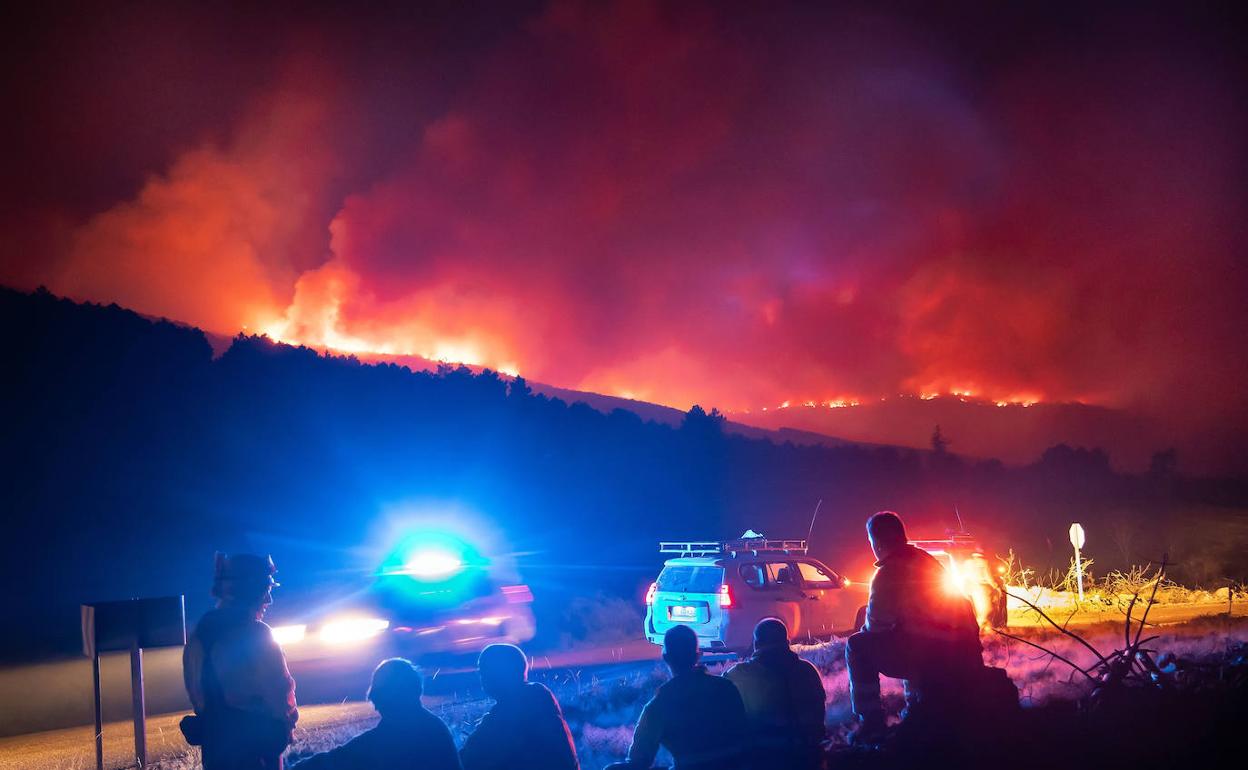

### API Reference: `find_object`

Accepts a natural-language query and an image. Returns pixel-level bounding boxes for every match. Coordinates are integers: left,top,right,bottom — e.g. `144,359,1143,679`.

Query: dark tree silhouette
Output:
1,286,1245,662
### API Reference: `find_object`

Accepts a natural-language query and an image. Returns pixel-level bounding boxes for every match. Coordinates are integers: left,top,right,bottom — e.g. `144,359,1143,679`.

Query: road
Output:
1007,599,1246,628
0,702,377,770
2,601,1241,769
0,640,661,770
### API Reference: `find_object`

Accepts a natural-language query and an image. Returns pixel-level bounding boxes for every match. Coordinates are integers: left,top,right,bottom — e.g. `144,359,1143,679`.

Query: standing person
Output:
845,511,982,744
459,643,579,770
182,553,298,770
725,619,826,770
291,658,460,769
608,624,748,770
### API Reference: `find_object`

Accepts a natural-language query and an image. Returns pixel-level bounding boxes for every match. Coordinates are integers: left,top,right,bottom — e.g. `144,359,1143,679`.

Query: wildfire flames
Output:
4,0,1245,471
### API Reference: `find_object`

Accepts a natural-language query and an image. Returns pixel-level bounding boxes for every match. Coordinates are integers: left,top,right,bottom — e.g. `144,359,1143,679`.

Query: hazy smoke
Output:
5,1,1245,470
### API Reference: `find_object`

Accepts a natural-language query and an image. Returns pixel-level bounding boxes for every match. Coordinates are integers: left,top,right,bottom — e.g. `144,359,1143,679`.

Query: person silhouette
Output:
291,658,460,769
724,619,826,769
607,624,747,770
181,553,298,770
845,511,982,744
459,643,579,770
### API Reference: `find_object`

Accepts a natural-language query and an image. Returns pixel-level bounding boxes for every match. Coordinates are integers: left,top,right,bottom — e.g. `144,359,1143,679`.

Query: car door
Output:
793,560,840,638
760,560,806,637
795,559,869,636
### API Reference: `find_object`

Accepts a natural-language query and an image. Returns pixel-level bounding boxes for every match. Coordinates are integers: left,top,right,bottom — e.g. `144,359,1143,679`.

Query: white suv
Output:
643,537,868,653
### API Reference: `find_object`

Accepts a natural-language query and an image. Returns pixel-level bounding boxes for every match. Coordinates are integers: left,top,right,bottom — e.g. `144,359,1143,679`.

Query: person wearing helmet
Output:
182,553,299,770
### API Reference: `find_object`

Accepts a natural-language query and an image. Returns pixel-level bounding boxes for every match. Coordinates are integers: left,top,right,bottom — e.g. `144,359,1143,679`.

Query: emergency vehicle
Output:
268,535,536,659
908,532,1007,629
643,535,868,653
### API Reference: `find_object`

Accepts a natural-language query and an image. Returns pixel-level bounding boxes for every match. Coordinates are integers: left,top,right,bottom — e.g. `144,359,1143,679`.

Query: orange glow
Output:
735,390,1055,415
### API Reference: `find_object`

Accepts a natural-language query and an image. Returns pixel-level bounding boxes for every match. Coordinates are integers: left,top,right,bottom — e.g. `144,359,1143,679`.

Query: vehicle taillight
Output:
718,583,734,608
645,582,658,606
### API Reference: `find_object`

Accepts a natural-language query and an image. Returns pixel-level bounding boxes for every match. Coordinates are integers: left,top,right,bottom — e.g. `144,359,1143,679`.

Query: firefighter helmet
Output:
212,552,280,590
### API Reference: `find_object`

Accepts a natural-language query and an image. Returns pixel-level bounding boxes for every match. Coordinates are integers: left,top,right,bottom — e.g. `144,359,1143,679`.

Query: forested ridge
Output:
3,286,1245,661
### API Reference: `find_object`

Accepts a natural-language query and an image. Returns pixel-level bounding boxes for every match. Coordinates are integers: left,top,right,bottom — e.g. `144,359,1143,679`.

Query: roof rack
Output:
909,535,983,554
660,538,808,557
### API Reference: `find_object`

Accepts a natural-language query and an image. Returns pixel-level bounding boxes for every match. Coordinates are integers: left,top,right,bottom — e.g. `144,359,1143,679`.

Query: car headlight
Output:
319,616,390,646
270,624,307,646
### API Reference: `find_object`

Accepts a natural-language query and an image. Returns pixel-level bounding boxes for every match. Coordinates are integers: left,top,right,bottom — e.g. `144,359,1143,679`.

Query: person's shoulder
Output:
236,617,277,644
796,657,823,680
905,544,939,564
706,670,746,696
523,682,562,710
415,706,455,736
705,668,739,686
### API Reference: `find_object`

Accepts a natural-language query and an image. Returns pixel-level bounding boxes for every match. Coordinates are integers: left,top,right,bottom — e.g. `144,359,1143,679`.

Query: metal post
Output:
92,652,104,770
1074,546,1084,602
130,643,146,768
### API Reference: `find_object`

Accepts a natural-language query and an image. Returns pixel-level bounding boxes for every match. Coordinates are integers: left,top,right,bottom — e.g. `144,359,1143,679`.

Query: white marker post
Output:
1069,522,1086,602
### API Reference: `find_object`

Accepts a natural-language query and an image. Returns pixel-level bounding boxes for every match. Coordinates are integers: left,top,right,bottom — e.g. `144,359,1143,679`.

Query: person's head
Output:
866,511,908,561
661,624,700,673
752,617,790,654
367,658,424,718
477,643,528,699
211,552,279,617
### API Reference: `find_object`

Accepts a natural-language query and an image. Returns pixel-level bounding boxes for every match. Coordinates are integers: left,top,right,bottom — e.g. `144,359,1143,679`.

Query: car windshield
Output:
657,564,724,593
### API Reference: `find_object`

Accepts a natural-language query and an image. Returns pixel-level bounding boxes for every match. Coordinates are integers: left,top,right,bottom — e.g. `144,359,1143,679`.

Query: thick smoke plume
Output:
4,1,1245,471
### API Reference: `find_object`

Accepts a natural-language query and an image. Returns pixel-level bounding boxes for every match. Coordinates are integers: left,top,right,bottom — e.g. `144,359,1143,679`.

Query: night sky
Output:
3,1,1245,471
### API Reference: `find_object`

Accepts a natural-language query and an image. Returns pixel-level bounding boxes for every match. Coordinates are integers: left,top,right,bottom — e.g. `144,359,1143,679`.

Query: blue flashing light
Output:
379,531,488,583
404,548,464,579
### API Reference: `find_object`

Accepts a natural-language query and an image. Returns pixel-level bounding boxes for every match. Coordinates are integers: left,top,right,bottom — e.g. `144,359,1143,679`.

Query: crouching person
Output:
460,643,579,770
607,625,748,770
725,619,826,770
846,511,982,744
291,658,460,769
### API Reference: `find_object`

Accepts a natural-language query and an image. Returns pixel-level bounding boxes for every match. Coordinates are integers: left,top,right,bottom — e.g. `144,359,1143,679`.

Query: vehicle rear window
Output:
657,565,725,593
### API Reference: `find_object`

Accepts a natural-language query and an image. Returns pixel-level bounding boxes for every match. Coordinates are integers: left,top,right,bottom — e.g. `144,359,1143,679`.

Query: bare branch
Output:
994,629,1096,681
1124,591,1138,650
1133,557,1168,649
1005,590,1111,669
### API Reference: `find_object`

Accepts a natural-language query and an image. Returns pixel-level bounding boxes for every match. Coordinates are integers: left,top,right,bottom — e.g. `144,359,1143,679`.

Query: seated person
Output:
608,625,747,770
724,619,826,770
460,643,579,770
292,658,460,769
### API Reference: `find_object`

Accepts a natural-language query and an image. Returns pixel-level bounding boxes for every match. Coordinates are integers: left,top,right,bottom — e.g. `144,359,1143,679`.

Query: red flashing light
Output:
645,582,658,606
718,583,734,609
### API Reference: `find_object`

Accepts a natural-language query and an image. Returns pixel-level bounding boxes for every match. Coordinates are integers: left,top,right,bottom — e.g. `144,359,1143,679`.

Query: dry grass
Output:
1004,559,1247,619
76,617,1248,770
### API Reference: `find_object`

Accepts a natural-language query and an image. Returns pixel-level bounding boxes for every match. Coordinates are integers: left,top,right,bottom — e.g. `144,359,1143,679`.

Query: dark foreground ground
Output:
2,615,1245,770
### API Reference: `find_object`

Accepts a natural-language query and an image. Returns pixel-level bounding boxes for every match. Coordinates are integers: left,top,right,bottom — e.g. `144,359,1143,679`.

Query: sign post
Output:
1069,523,1087,602
82,596,186,770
